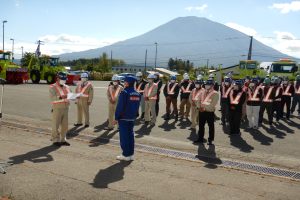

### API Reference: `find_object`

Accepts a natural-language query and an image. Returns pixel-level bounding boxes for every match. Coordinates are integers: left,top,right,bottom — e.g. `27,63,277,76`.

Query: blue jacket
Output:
115,87,141,121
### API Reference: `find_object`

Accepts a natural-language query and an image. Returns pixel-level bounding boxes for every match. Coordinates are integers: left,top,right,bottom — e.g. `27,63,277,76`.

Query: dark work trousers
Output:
155,95,160,116
281,96,292,119
166,97,178,115
221,100,229,123
259,102,273,124
291,95,300,114
229,109,242,135
118,120,134,157
273,101,282,121
198,111,215,142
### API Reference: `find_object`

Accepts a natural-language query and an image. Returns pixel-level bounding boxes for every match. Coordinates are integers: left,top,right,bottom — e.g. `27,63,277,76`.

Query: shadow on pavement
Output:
94,121,109,133
89,130,119,147
229,134,254,153
67,126,86,139
177,118,192,129
91,161,132,188
8,145,60,164
245,128,273,145
187,128,198,142
158,120,177,132
283,118,300,130
261,123,288,138
135,124,155,138
196,144,222,169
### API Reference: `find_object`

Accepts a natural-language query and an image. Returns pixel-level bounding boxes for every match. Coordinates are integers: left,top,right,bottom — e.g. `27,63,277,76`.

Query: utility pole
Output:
36,40,43,57
144,49,148,73
21,46,24,58
206,59,209,68
110,50,113,68
154,42,158,71
247,36,253,60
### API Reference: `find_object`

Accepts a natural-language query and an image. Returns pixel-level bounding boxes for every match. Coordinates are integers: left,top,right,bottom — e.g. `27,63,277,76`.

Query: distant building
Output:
112,65,154,73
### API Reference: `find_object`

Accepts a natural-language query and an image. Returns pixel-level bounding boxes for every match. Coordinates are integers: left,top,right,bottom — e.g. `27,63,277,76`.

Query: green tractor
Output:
267,59,299,81
27,54,65,84
231,60,266,79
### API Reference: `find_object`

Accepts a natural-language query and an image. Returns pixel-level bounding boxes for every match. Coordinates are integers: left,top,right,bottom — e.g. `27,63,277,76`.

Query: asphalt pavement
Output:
1,81,300,171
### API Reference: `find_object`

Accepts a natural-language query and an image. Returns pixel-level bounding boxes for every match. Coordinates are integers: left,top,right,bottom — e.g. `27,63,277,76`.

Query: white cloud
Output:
225,22,300,58
6,34,123,59
270,1,300,14
225,22,257,36
185,4,208,12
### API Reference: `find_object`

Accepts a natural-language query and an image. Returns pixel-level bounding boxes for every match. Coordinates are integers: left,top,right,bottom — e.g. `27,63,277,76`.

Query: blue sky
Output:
2,0,300,59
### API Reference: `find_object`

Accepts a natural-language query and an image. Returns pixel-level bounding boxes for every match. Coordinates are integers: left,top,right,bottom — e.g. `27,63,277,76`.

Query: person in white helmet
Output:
74,72,94,128
134,72,148,119
105,74,123,130
144,74,158,125
179,73,195,119
208,73,219,91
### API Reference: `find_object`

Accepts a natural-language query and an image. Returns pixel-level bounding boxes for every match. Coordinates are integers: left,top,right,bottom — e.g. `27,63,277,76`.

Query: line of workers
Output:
49,72,300,148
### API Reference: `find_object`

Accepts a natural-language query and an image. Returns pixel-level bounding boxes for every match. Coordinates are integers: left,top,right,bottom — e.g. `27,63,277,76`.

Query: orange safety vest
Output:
135,82,144,93
167,82,178,95
282,85,292,96
76,82,92,97
229,90,243,105
108,85,121,102
294,82,300,94
181,82,192,93
247,87,260,101
50,83,70,104
144,83,157,100
201,90,217,105
222,84,232,98
192,88,202,101
263,86,274,102
275,87,282,101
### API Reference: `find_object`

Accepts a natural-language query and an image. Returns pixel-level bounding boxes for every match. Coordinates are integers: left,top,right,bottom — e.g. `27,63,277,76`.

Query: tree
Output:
21,52,38,67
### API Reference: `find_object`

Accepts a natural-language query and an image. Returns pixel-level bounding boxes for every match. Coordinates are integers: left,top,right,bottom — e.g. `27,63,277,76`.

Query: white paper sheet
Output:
67,93,81,100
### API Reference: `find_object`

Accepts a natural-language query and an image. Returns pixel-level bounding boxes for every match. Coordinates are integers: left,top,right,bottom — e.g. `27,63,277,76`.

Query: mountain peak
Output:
59,17,294,67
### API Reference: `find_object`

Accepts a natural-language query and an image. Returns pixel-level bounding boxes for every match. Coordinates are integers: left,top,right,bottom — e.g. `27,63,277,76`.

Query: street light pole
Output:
10,38,14,62
2,20,7,54
154,42,158,71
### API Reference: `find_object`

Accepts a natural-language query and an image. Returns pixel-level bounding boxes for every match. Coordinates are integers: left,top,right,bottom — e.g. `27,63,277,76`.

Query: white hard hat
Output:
209,73,215,78
81,72,89,78
112,74,119,81
136,72,143,77
183,74,190,80
197,74,203,80
154,72,160,76
147,74,156,79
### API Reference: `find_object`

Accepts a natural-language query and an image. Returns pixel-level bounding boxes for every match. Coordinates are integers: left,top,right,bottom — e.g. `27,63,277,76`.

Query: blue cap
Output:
56,72,66,80
251,78,258,83
195,80,203,85
124,76,137,84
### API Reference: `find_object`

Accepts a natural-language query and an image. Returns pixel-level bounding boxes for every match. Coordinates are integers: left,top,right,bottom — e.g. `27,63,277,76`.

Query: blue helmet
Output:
170,75,176,80
195,80,203,85
124,76,137,84
251,78,258,84
233,80,243,86
205,79,214,85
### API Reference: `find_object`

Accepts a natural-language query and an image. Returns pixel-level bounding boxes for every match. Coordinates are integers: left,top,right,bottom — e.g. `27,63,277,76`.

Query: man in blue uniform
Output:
114,76,141,161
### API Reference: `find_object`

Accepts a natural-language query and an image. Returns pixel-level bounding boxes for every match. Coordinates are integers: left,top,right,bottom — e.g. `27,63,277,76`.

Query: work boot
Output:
74,123,83,127
84,124,89,128
193,138,204,144
175,114,178,121
164,113,170,120
60,141,70,146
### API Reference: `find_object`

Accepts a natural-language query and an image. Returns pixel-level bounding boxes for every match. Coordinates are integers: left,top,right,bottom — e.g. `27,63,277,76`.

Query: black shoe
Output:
60,141,70,146
193,139,204,144
74,123,83,127
164,114,170,120
207,141,213,145
175,115,178,121
84,124,89,128
52,142,61,147
140,112,145,119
